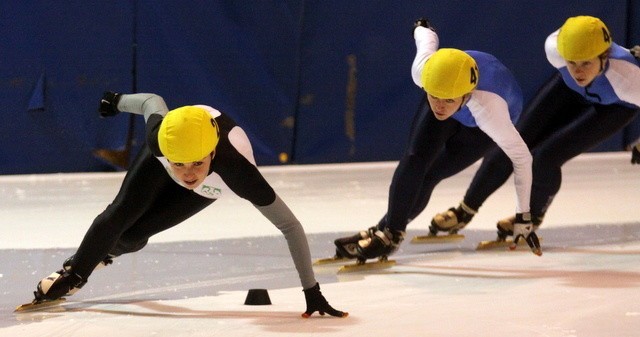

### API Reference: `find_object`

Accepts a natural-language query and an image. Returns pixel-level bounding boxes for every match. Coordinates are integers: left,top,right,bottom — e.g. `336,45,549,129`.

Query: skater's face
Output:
427,93,469,120
168,152,213,189
565,56,604,87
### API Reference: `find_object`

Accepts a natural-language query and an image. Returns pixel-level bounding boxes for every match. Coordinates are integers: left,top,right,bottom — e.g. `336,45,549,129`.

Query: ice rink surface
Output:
1,152,638,336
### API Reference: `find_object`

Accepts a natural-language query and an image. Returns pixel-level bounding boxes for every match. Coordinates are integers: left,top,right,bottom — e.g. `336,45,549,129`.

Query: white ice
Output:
1,152,639,336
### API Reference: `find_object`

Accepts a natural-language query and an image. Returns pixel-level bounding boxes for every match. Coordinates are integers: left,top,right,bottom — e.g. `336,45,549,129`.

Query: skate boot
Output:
62,254,114,272
496,215,515,241
57,254,113,296
355,227,405,260
430,201,477,235
496,214,544,241
34,270,85,302
334,226,376,259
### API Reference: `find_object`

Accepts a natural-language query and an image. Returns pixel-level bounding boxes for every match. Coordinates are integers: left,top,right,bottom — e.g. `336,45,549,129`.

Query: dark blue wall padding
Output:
0,1,638,173
135,0,304,165
0,2,134,174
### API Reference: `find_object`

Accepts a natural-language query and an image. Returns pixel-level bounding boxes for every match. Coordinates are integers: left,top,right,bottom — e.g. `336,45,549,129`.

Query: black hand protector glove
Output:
511,213,542,256
302,283,348,318
631,144,640,164
413,17,435,36
98,91,122,117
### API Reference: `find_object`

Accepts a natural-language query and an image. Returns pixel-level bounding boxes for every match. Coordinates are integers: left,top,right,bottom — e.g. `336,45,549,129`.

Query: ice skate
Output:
335,227,403,273
332,228,375,259
63,254,114,272
476,215,518,250
412,202,475,244
337,255,396,273
476,215,543,254
314,253,394,272
313,255,353,266
411,232,465,244
316,227,377,267
356,226,404,259
15,297,67,313
58,254,114,296
313,247,354,266
476,237,535,250
16,269,85,312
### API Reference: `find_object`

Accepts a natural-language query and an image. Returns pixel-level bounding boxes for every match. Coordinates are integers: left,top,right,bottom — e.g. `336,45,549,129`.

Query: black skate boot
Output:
34,270,85,302
355,227,404,260
430,201,476,235
63,254,114,272
57,254,113,297
334,227,376,259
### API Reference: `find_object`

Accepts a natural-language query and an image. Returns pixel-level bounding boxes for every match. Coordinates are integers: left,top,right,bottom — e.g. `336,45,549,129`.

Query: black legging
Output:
380,99,495,232
70,145,214,279
464,73,639,219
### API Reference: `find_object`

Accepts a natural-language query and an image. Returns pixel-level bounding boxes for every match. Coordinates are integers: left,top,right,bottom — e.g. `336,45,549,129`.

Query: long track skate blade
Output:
337,259,396,273
411,234,464,244
476,237,543,250
15,298,66,313
313,256,353,265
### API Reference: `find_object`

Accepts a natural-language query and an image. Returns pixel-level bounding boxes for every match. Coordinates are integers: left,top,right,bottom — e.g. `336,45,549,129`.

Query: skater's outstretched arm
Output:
99,92,169,121
256,195,348,318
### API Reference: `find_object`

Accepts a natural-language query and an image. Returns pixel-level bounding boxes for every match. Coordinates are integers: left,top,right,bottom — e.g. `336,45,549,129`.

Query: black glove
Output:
630,45,640,60
98,91,122,117
301,283,348,318
510,212,542,256
413,17,435,36
632,144,640,164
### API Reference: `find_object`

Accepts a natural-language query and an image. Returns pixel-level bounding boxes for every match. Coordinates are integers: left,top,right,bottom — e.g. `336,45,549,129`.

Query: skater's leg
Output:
69,146,174,279
530,104,639,217
408,125,493,223
358,113,499,257
488,102,634,240
35,146,173,301
464,73,586,210
337,103,455,259
40,147,215,301
110,190,214,256
400,125,493,234
463,148,513,210
383,104,458,232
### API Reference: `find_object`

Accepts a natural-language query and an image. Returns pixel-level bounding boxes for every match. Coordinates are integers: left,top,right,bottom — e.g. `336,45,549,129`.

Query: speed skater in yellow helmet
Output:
421,48,479,99
158,106,220,163
557,16,611,61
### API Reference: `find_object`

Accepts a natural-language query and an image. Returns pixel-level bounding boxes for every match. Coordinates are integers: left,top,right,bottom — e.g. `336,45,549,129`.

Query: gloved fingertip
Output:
332,310,348,317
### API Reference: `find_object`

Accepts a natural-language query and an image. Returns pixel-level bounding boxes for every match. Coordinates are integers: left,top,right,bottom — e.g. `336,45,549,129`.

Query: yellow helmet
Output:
557,16,611,61
421,48,478,99
158,106,220,163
